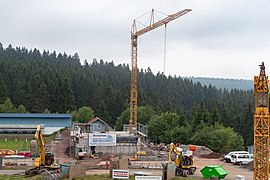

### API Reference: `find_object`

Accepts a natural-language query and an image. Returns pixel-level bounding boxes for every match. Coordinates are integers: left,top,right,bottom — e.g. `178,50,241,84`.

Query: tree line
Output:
0,43,255,151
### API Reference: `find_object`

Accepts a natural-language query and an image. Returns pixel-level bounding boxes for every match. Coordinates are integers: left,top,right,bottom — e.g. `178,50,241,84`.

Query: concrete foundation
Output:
119,157,129,170
166,163,176,180
95,145,142,155
109,157,129,178
69,164,86,180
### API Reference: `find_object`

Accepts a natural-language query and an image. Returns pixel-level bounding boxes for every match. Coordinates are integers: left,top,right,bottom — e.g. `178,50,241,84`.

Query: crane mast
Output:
254,62,269,180
129,9,192,133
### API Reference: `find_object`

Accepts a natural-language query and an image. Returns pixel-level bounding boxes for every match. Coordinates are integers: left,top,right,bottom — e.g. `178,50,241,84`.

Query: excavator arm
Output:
35,125,45,166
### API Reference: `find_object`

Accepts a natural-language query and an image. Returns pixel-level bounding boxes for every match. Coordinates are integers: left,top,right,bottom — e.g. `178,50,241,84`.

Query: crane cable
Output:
163,24,167,74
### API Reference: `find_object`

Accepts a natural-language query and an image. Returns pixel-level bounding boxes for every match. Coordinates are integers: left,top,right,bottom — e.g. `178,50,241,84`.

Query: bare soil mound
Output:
52,128,70,158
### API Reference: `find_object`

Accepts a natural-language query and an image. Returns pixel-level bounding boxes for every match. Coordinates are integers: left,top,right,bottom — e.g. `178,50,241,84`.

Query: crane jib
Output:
134,9,192,37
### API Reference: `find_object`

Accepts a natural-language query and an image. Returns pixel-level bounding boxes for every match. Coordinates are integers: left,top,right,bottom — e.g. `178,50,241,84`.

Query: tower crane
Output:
129,9,192,133
254,62,269,180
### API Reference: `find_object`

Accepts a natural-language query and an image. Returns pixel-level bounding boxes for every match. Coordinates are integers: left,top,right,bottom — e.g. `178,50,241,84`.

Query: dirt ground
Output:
85,158,253,180
1,154,253,179
0,130,254,179
194,158,253,180
51,130,253,179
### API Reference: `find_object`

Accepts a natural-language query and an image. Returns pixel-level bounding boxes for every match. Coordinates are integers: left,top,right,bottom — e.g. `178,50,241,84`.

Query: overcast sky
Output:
1,0,269,79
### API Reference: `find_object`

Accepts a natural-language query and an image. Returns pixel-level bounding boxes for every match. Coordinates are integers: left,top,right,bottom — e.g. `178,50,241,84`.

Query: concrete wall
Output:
69,164,86,180
94,145,142,155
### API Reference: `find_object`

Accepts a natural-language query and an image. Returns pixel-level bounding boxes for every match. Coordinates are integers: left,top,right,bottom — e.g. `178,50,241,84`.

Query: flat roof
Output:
0,113,71,119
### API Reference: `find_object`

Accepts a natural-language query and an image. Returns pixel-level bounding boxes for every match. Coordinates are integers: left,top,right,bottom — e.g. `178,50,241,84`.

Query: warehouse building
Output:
0,113,72,135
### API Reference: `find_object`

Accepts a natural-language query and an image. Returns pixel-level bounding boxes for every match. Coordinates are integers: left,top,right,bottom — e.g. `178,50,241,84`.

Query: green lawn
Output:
0,175,43,180
0,138,30,152
0,132,57,152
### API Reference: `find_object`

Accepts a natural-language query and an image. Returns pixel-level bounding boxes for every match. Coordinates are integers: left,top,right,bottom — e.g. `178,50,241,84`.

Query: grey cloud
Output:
1,0,269,79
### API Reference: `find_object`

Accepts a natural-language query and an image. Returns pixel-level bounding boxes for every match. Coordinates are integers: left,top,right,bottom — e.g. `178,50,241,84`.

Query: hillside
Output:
190,77,253,90
0,43,254,146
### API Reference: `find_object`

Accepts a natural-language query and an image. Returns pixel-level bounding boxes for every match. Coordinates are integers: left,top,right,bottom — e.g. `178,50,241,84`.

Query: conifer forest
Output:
0,44,255,151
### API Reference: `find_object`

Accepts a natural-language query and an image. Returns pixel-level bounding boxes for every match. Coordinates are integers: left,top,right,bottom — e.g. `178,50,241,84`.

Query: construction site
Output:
0,116,257,180
0,5,269,180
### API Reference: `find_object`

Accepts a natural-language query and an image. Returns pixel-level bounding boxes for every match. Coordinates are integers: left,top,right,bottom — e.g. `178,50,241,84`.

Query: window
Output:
237,155,249,159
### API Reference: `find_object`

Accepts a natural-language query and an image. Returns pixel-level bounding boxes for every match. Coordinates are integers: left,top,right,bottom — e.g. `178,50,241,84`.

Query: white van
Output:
231,154,253,165
224,151,249,163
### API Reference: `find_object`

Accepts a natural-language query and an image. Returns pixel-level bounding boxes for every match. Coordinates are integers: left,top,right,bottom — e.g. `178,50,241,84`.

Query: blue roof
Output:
0,113,72,127
0,113,71,119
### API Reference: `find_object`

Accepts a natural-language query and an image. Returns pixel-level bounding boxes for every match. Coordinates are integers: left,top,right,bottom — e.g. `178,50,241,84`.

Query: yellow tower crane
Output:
254,62,269,180
129,9,192,133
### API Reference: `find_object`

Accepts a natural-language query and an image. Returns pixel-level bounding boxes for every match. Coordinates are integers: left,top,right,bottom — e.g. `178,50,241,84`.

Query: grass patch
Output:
1,166,29,170
0,175,26,180
0,138,30,152
0,175,43,180
0,130,60,153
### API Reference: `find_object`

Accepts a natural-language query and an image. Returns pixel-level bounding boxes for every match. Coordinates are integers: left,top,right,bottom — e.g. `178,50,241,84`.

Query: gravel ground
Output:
50,130,252,180
194,158,253,180
0,156,254,179
86,158,253,180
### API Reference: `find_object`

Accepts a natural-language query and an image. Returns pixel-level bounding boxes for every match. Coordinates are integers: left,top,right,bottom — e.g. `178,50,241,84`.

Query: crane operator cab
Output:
174,144,193,167
34,152,56,167
181,150,194,166
45,152,55,166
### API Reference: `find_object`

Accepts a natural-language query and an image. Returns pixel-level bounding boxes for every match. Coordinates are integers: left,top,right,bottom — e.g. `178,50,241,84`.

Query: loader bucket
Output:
200,165,228,179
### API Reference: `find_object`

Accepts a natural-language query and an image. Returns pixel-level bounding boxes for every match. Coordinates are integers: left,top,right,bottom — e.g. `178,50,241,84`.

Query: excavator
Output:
25,125,60,176
162,143,196,178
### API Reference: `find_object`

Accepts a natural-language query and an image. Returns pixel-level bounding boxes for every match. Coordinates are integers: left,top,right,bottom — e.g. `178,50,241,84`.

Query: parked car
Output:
224,151,249,163
231,154,253,165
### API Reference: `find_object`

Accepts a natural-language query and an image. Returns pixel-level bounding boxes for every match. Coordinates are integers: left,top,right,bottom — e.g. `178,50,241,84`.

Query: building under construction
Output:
70,117,148,158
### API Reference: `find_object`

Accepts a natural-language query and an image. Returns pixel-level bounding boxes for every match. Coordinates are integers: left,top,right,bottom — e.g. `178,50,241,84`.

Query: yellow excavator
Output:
26,125,59,176
162,143,196,178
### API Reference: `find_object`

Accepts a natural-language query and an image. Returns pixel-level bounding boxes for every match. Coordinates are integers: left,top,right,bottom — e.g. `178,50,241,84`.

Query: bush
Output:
189,123,244,153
